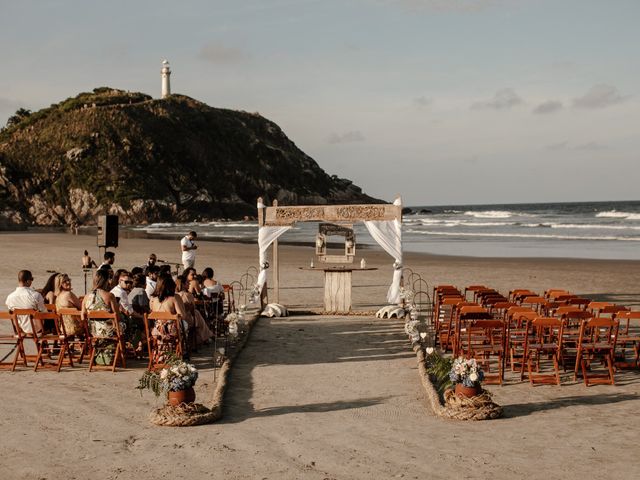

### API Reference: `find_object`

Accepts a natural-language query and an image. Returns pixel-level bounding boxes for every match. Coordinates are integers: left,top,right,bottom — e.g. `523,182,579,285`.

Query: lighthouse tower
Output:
161,60,171,99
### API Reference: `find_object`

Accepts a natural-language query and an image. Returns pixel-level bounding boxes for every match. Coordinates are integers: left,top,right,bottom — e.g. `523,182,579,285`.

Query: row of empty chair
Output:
431,284,640,386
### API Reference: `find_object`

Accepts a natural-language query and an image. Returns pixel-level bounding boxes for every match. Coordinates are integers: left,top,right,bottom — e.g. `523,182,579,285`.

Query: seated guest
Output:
99,251,115,271
82,269,122,341
145,265,160,298
201,267,224,297
159,264,172,277
5,269,47,333
129,273,150,315
111,269,128,290
176,277,213,345
41,272,60,304
82,250,98,269
149,274,188,342
130,266,144,276
54,273,83,336
144,253,158,275
183,267,202,297
110,271,144,349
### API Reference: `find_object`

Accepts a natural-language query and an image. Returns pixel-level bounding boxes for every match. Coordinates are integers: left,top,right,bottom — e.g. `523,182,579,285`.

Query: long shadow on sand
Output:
504,392,638,417
222,314,410,423
220,396,392,424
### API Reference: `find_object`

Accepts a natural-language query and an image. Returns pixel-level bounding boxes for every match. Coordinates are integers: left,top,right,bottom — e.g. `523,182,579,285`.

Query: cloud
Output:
471,88,523,110
327,131,365,144
575,141,608,151
198,42,247,64
572,84,630,109
413,96,432,108
395,0,502,13
533,100,562,114
544,141,609,152
545,141,568,151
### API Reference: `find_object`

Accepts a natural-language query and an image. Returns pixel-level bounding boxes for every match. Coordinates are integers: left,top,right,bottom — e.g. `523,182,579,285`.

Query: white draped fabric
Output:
364,198,403,304
254,225,292,299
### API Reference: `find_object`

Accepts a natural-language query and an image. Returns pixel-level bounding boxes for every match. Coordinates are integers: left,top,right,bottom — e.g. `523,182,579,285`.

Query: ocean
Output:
124,200,640,260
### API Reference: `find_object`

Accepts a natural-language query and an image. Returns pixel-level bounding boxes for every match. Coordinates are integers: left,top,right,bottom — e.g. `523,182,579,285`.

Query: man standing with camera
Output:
181,231,198,270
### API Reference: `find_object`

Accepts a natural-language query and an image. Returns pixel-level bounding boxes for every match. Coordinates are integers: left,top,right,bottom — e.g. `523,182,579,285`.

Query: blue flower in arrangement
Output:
449,357,485,387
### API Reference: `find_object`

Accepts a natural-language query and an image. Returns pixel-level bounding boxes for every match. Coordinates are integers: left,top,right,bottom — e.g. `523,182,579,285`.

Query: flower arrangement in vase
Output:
137,358,199,406
449,357,484,397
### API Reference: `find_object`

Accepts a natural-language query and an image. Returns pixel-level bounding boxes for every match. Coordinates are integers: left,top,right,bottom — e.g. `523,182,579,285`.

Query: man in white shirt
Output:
181,231,198,270
145,265,159,297
5,270,47,333
110,272,135,318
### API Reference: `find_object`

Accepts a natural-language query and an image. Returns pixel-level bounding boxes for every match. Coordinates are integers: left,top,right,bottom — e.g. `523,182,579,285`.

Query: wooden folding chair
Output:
144,311,184,371
574,317,619,386
458,319,506,385
454,306,494,357
87,311,126,372
0,311,26,371
57,308,90,365
222,284,236,314
506,309,538,373
12,309,43,366
33,312,73,372
522,317,564,385
614,311,640,369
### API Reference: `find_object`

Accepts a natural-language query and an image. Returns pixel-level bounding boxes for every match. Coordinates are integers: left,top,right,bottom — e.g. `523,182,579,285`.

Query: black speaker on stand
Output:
97,215,119,264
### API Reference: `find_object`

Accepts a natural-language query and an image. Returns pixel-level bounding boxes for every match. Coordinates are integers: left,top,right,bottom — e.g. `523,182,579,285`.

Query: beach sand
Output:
0,232,639,479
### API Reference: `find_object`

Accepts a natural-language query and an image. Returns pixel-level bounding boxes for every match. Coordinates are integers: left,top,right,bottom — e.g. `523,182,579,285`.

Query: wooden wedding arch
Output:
256,196,403,313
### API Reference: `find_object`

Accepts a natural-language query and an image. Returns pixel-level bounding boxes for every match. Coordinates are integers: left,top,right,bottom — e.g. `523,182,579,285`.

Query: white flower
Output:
160,369,168,379
469,372,478,382
426,347,434,355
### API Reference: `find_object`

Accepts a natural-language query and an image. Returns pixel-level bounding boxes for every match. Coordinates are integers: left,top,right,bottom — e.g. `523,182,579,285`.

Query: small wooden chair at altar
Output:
222,284,236,314
0,311,26,371
144,311,184,371
57,308,90,365
33,312,73,372
574,317,619,386
522,317,564,385
87,311,126,372
614,311,640,369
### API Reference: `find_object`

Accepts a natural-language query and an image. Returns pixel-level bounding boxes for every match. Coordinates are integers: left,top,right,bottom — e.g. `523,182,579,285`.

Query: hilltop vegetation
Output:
0,88,380,227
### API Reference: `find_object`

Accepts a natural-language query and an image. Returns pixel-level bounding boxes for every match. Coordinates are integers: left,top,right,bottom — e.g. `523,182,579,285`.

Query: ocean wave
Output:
205,222,257,228
410,230,640,241
464,210,513,219
596,210,640,220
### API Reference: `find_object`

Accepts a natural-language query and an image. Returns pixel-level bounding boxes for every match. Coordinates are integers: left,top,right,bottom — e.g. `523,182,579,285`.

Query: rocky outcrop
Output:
0,88,383,227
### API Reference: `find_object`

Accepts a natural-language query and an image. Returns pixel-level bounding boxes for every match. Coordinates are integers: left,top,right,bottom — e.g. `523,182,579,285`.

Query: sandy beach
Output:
1,232,639,479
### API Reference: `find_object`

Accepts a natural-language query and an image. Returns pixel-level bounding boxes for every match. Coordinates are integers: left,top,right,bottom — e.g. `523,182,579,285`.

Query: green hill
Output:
0,87,381,227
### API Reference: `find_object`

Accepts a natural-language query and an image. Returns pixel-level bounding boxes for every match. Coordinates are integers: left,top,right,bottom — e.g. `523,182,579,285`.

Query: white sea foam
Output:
412,230,640,241
464,210,513,219
596,210,640,220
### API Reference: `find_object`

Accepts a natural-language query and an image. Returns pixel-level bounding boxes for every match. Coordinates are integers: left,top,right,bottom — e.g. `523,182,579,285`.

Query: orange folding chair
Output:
87,311,126,372
144,311,184,371
614,311,640,369
0,311,26,371
33,312,73,372
522,317,564,385
574,317,619,386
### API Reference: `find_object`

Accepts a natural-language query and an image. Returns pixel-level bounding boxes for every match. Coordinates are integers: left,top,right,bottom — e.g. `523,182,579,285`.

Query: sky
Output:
1,0,638,207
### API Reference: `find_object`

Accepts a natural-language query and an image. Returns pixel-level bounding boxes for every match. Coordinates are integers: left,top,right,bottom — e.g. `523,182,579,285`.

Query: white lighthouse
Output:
161,59,171,98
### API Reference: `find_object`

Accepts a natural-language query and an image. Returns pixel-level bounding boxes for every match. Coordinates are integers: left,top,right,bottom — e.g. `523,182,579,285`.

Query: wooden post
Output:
272,199,279,304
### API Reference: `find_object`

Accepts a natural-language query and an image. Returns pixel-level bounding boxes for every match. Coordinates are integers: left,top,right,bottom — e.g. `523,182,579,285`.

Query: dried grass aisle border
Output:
413,345,503,421
149,310,260,427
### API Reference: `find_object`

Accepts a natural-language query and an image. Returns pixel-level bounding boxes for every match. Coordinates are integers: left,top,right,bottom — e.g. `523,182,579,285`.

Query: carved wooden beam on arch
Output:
257,197,402,227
